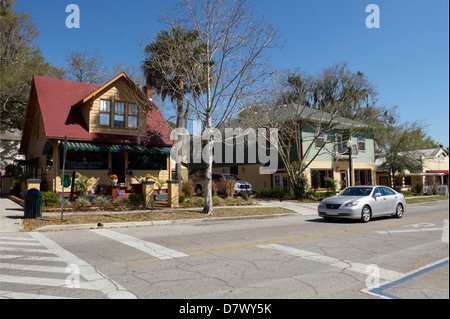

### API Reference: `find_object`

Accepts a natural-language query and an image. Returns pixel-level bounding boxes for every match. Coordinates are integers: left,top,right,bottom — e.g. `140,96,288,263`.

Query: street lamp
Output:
347,139,353,187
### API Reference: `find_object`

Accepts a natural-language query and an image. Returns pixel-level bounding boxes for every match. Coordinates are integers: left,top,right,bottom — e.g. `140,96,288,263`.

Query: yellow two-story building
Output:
19,73,173,195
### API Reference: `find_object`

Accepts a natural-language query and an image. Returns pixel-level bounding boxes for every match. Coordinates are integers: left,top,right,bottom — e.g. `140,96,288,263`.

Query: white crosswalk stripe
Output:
0,233,136,299
259,243,403,280
91,229,188,259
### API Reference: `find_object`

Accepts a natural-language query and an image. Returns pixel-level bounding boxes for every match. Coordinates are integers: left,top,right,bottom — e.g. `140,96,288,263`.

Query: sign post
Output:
61,136,68,221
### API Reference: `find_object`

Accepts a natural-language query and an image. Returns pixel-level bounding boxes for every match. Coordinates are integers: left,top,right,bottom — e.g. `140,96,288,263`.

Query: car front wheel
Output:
361,206,371,223
394,203,404,219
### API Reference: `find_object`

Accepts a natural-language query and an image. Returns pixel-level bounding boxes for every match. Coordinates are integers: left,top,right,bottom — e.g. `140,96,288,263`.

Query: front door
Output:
111,152,126,184
340,170,348,190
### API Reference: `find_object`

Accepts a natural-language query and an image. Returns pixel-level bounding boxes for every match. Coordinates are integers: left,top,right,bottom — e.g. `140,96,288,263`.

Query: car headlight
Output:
318,200,325,207
342,200,359,207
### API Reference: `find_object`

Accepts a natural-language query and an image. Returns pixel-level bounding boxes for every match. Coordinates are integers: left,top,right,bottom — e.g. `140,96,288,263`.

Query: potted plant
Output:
75,173,93,196
110,174,118,186
145,174,153,183
147,171,166,194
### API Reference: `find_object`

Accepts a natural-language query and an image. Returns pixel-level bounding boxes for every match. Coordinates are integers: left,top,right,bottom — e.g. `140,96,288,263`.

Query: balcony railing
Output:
335,144,359,159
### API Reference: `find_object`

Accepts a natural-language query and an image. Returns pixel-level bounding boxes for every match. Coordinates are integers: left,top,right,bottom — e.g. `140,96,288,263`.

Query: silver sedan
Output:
318,186,406,223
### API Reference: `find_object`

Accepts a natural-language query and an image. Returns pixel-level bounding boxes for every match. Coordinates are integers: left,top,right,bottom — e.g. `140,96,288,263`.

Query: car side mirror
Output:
374,192,381,198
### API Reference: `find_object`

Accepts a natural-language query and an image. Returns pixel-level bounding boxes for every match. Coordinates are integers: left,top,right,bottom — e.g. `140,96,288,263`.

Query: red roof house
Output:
20,73,174,193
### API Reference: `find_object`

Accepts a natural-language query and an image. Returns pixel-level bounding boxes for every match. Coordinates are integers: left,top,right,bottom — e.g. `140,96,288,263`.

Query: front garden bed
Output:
41,194,254,213
22,207,294,232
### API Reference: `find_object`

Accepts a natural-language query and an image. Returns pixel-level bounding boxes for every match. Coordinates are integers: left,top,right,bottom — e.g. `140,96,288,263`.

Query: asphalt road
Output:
0,200,448,302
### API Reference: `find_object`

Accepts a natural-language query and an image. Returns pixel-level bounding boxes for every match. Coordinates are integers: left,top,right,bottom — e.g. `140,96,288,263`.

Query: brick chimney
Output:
142,86,153,101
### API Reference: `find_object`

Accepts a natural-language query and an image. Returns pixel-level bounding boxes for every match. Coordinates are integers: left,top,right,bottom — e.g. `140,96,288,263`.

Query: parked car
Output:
229,174,253,195
189,172,253,196
317,186,406,223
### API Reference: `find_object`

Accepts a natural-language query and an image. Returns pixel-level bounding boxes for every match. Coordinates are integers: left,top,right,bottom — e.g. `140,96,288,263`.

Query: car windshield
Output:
339,187,373,196
231,175,242,181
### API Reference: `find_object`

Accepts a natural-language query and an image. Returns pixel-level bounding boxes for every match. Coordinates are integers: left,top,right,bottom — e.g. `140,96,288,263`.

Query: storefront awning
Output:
59,142,172,155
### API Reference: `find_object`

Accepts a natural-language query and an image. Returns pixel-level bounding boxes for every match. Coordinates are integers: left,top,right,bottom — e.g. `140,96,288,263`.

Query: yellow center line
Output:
129,214,448,265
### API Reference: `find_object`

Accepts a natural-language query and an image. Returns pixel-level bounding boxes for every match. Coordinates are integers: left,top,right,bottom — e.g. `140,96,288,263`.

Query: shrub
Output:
116,197,130,205
415,182,423,195
311,170,321,191
75,197,91,209
223,179,235,198
59,198,72,207
293,175,309,199
242,192,249,200
212,195,221,206
42,192,59,206
212,181,218,197
182,181,195,198
195,197,204,206
92,195,111,206
128,193,143,206
325,178,337,194
256,188,270,198
179,192,186,203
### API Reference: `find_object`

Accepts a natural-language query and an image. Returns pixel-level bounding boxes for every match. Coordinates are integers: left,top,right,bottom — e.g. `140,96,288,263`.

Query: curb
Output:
32,213,299,232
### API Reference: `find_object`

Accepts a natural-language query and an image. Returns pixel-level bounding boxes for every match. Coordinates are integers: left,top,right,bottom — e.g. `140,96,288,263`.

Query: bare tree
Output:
64,49,104,84
240,64,380,198
376,119,438,188
158,0,281,214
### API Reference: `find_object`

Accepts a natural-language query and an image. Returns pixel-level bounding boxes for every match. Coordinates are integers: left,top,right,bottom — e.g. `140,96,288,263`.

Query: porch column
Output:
142,181,155,209
26,179,41,192
167,180,180,208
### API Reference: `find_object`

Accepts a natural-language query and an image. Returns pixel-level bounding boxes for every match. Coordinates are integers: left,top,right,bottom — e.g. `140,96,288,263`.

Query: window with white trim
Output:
315,127,325,149
357,134,366,151
114,102,125,127
100,100,111,126
128,104,138,128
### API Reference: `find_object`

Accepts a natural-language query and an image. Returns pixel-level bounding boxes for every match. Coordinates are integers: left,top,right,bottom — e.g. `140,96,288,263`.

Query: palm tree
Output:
142,25,208,183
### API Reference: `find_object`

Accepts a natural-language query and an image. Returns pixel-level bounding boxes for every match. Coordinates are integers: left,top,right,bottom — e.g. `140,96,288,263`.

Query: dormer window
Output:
128,104,138,128
99,99,138,129
100,100,111,126
114,102,125,127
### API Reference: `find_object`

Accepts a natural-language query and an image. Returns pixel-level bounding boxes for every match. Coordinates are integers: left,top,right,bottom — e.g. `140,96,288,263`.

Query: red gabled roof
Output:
31,75,173,146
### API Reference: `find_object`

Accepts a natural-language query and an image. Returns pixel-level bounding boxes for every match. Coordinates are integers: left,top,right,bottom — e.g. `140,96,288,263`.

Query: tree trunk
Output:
203,116,214,215
175,97,184,188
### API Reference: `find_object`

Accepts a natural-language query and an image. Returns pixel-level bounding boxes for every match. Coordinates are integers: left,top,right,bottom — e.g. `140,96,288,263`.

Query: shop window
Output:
60,150,108,170
355,169,372,185
404,176,412,186
311,169,333,189
394,176,403,187
128,154,167,170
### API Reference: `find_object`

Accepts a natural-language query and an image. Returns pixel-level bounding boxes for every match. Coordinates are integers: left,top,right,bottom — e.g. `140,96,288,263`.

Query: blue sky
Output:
17,0,449,147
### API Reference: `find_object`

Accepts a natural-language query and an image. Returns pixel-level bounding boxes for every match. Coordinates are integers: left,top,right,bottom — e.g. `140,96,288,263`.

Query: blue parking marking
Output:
369,258,449,299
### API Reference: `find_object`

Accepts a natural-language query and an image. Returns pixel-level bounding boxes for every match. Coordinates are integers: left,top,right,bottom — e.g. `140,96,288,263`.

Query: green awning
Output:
42,142,53,155
60,142,171,155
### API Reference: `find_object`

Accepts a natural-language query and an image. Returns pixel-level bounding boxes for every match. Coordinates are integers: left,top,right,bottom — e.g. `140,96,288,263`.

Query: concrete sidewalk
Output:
0,197,24,233
0,197,317,233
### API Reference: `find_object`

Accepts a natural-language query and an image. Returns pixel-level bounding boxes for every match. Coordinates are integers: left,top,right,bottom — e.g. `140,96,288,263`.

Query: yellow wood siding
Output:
26,103,48,170
87,77,151,136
